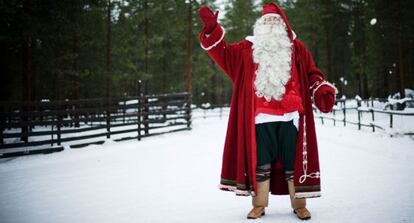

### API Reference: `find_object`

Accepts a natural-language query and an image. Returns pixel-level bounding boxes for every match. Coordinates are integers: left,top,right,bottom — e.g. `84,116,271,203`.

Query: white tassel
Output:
299,115,321,184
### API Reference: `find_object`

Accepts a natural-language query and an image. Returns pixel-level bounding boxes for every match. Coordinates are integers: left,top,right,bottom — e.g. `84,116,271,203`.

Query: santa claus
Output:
199,2,337,221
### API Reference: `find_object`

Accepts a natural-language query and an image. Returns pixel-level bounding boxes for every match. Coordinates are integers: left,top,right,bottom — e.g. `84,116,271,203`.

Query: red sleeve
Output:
199,25,243,83
295,40,326,95
295,40,337,98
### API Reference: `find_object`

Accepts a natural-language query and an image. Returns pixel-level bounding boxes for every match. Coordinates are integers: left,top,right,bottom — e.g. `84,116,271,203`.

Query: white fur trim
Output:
245,32,296,43
245,35,255,43
261,13,279,19
309,79,322,91
295,191,321,199
245,33,296,42
236,190,252,196
292,31,297,39
218,184,253,196
312,81,338,99
218,184,236,191
200,26,225,51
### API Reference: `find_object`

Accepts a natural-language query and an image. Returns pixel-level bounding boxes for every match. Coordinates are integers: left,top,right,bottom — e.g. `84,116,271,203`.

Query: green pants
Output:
255,120,298,173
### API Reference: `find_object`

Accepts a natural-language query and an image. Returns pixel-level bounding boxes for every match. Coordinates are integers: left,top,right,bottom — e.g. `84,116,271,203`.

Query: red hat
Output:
261,2,280,16
260,2,295,41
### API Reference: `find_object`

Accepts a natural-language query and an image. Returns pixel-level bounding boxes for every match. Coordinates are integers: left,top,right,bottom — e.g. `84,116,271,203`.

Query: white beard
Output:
253,15,292,102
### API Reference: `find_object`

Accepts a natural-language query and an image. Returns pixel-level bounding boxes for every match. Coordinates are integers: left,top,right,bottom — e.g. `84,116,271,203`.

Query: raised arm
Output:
198,6,243,82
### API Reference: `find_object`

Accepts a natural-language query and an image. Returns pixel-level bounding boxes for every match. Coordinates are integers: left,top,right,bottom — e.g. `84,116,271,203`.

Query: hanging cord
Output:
299,115,320,183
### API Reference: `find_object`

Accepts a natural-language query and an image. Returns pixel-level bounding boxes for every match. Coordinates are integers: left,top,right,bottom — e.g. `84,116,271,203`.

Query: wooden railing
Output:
0,92,192,157
314,98,414,134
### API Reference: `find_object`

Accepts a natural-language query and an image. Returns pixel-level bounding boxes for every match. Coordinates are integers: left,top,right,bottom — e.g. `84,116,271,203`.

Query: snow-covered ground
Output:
0,110,413,223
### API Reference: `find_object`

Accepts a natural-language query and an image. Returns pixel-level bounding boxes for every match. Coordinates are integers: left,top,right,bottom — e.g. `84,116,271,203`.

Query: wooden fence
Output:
0,92,192,157
314,98,414,134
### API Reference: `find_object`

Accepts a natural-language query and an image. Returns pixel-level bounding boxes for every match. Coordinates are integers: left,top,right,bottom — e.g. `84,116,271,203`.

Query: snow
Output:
388,97,414,105
1,109,414,223
391,88,414,99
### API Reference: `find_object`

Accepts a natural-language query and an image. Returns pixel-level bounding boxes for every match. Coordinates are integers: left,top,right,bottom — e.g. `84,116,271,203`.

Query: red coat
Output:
200,7,325,199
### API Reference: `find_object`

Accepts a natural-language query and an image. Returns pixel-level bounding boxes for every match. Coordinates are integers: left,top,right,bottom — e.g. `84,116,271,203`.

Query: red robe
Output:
200,6,325,199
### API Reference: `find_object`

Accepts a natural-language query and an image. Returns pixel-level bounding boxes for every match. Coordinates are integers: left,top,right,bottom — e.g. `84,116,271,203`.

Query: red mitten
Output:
314,84,336,113
198,6,219,35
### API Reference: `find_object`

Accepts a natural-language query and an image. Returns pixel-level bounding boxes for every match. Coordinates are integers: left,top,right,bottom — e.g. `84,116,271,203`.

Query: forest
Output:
1,0,413,106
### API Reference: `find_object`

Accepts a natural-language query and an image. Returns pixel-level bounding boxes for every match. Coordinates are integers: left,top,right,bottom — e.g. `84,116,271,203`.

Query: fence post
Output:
57,113,62,146
390,113,393,128
0,105,4,145
162,97,167,120
144,96,149,135
343,100,346,126
143,82,149,136
123,99,126,124
74,103,80,128
20,103,29,142
186,93,192,129
370,109,375,132
106,99,111,139
358,110,361,130
371,109,375,122
137,80,142,141
0,128,3,145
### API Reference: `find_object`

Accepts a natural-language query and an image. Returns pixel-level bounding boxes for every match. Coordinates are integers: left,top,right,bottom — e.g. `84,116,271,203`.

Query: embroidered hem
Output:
295,191,321,199
219,178,254,196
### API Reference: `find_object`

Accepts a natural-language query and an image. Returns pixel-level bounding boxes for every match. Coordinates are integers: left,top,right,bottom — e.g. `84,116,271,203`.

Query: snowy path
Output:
0,113,413,223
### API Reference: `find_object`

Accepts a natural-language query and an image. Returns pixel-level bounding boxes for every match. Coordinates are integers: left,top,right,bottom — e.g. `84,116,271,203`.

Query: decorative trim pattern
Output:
218,184,254,196
295,191,321,199
298,115,321,184
200,26,226,51
311,81,338,99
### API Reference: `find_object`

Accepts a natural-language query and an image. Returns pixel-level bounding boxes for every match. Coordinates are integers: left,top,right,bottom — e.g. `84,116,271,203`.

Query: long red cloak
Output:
199,4,325,199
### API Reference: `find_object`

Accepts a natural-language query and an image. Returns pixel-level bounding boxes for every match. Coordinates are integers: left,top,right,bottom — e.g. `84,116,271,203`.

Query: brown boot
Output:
247,179,270,219
287,180,311,220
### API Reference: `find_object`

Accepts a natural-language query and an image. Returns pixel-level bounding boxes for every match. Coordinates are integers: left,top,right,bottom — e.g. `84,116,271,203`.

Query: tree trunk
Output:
144,0,149,94
143,0,149,134
73,31,80,127
352,0,367,98
21,0,33,142
0,42,9,101
397,0,405,104
356,71,362,97
324,1,333,79
185,0,193,93
325,28,333,78
106,0,112,98
363,71,369,98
